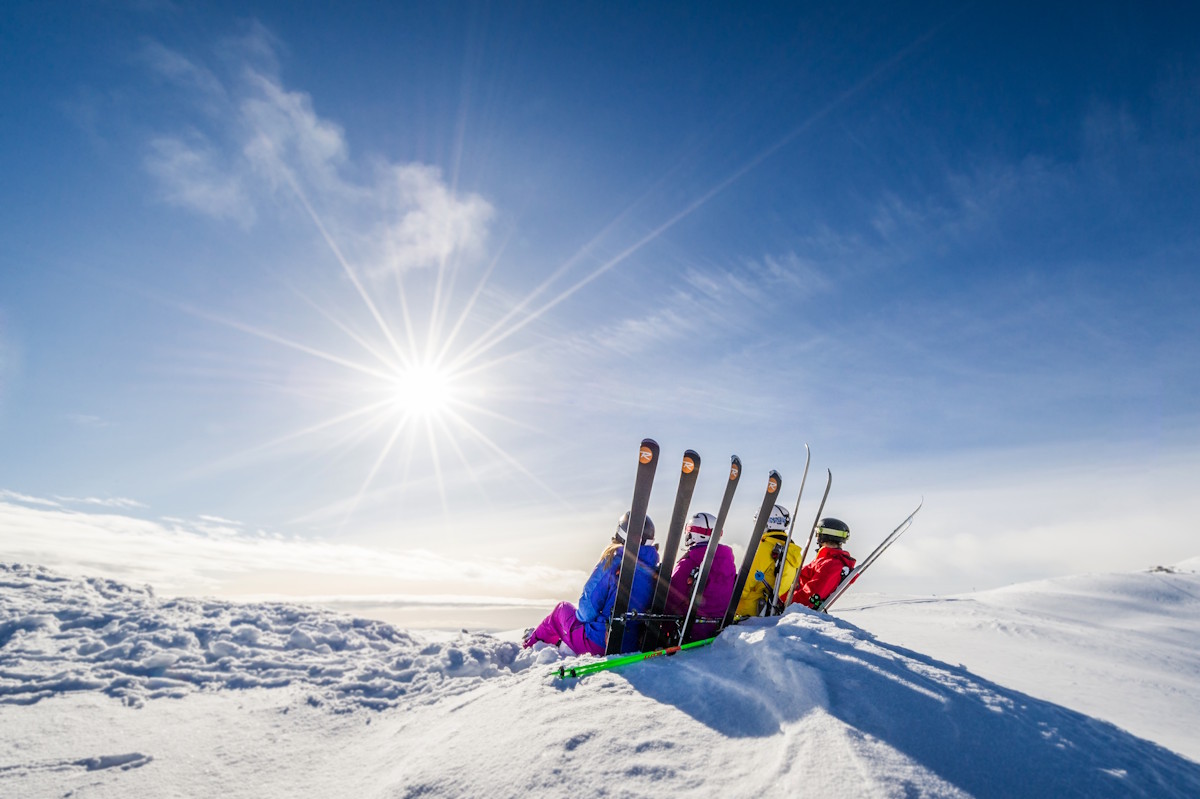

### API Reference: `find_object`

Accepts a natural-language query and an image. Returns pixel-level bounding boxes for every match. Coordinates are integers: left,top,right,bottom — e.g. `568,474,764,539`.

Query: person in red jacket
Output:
791,517,856,611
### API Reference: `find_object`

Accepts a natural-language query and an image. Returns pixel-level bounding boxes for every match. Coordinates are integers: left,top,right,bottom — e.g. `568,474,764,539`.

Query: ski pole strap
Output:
551,636,718,680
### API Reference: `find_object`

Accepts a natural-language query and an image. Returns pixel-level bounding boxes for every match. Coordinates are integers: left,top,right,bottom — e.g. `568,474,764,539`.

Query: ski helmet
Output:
815,517,850,543
755,503,790,533
616,511,655,543
683,511,716,549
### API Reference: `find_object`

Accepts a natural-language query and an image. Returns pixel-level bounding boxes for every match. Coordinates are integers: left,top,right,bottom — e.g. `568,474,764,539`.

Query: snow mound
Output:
381,608,1200,797
0,564,544,711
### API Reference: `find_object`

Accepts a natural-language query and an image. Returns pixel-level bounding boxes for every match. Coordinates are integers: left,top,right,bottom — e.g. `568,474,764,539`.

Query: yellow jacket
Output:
736,532,803,617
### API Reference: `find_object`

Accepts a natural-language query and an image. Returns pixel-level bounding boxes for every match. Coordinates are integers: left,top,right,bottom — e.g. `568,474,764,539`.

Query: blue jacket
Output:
576,543,660,649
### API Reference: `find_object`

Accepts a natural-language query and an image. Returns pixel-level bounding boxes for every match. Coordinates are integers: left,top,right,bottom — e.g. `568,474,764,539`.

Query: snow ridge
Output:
0,564,532,712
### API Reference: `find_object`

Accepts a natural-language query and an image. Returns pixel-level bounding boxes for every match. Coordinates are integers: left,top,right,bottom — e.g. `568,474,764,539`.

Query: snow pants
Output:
524,601,604,656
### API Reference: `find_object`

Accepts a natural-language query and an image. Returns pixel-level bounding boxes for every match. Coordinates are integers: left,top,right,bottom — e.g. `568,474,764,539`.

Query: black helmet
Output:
616,511,655,543
815,517,849,542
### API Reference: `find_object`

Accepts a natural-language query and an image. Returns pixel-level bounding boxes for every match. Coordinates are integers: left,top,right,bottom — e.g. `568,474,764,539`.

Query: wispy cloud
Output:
145,133,256,224
140,31,493,278
66,413,113,429
0,490,60,508
53,495,148,510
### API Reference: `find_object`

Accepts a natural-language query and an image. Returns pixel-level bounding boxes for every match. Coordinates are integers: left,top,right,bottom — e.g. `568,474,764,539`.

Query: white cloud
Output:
53,496,148,510
0,490,61,508
66,413,111,428
371,163,494,276
140,39,227,104
145,134,256,224
141,33,493,276
239,69,347,187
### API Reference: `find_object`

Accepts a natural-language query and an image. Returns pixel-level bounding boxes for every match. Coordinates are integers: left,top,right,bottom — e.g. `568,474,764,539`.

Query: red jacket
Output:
791,546,856,610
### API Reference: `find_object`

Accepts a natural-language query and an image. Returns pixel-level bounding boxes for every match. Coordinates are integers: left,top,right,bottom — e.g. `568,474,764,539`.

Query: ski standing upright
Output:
642,449,701,650
606,439,660,655
721,470,783,629
762,444,811,616
780,468,832,611
678,455,741,645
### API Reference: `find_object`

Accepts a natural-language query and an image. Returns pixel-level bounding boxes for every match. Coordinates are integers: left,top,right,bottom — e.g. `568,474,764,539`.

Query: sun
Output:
390,361,456,419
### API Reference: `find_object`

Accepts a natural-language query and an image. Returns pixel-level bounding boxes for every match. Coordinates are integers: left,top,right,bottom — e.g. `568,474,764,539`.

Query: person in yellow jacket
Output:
735,504,804,617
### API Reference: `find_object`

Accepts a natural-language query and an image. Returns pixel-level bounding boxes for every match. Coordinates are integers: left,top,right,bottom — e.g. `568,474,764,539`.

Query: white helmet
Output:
684,511,717,549
754,503,790,533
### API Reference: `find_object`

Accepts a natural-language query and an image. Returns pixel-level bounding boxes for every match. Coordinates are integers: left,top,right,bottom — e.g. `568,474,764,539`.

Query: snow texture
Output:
3,560,1200,798
0,564,529,712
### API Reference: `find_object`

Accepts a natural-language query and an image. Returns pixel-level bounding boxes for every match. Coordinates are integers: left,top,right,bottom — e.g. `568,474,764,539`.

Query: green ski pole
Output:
551,636,718,680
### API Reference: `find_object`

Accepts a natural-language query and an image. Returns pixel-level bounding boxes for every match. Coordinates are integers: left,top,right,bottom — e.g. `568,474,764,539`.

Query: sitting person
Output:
735,503,803,617
663,512,737,643
791,517,856,610
523,511,660,655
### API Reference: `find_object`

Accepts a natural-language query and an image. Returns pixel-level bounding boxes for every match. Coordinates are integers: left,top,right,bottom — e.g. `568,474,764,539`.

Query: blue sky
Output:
2,2,1198,615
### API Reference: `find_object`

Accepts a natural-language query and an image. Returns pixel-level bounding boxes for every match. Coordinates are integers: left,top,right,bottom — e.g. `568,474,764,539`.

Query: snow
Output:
3,561,1200,797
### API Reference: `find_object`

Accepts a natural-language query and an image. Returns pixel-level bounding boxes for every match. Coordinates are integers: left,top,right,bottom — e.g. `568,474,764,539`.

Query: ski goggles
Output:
685,524,713,536
814,525,849,540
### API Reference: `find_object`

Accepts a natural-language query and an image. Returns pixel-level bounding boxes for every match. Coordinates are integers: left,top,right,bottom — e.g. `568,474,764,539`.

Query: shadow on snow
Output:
621,611,1200,799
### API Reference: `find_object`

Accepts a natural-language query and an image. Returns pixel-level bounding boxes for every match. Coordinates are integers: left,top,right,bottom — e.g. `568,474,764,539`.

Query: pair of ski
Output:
818,498,923,612
605,438,786,656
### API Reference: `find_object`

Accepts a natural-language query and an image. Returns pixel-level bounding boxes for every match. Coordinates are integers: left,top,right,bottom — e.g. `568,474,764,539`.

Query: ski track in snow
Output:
3,561,1200,798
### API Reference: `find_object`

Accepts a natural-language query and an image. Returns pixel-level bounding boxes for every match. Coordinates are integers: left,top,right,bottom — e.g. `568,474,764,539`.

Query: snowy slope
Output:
840,558,1200,763
3,561,1200,798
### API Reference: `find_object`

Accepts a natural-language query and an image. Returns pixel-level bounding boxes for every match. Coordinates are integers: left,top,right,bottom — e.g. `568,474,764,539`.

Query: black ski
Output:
821,499,923,612
764,444,811,616
721,469,783,629
678,455,741,645
643,449,701,650
781,468,832,611
606,439,661,655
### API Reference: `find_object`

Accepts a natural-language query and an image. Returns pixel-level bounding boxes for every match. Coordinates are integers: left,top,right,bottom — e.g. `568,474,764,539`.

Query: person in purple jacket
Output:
664,511,737,643
523,511,660,655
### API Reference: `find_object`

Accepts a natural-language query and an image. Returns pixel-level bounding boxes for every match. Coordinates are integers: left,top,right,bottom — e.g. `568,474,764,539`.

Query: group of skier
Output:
523,506,858,655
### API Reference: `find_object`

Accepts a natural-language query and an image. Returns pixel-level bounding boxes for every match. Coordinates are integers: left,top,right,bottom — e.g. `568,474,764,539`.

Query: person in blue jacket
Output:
523,511,660,655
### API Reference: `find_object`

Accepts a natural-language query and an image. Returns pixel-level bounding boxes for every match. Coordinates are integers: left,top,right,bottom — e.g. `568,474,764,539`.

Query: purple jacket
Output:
664,542,737,642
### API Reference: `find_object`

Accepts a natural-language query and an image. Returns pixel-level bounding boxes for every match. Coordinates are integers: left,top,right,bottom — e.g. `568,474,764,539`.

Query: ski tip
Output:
638,440,660,465
682,449,700,473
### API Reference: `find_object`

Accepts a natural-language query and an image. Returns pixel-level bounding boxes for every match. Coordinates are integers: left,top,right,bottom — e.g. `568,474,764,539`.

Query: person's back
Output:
736,504,801,617
578,530,660,652
525,511,659,655
791,517,855,611
664,512,737,642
